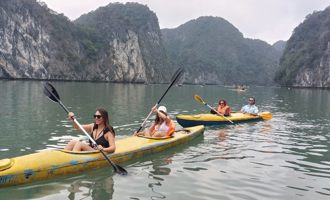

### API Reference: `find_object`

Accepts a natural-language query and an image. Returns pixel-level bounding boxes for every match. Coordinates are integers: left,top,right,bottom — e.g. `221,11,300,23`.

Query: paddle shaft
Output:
204,103,234,124
136,105,156,133
71,118,120,171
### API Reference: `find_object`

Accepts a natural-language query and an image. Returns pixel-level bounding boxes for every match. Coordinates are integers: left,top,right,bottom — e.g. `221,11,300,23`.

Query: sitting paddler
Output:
210,99,231,116
134,106,176,138
64,108,116,153
240,97,259,116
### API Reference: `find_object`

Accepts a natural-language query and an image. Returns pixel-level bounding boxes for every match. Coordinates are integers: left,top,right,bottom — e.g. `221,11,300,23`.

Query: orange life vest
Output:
217,105,231,115
151,119,176,136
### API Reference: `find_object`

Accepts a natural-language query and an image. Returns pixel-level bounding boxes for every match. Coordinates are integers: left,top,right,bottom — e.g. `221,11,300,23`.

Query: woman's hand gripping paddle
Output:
194,94,234,124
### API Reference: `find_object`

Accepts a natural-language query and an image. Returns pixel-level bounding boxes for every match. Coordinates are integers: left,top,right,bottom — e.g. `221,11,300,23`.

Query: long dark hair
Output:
218,99,227,106
93,108,115,136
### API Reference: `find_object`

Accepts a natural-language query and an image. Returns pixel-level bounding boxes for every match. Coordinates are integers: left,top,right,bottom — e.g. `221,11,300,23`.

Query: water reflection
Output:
0,171,115,200
68,176,114,200
217,129,227,141
147,157,173,200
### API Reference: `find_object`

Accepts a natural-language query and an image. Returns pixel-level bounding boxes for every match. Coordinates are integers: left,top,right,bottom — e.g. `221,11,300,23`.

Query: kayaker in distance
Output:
211,99,231,116
65,108,116,153
240,97,259,116
134,106,176,138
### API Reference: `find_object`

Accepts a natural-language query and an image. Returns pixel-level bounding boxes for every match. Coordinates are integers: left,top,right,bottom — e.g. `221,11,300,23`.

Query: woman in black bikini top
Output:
65,108,116,153
89,126,115,148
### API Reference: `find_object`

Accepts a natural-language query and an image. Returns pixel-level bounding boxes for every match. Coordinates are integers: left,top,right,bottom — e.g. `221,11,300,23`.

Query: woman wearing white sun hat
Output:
134,105,175,138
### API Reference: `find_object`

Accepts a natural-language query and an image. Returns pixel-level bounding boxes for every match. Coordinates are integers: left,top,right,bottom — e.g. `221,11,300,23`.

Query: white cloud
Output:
41,0,329,44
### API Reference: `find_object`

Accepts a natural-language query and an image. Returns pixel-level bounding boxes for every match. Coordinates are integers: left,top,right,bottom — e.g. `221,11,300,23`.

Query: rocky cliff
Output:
74,2,169,83
0,0,169,83
0,0,83,80
275,7,330,88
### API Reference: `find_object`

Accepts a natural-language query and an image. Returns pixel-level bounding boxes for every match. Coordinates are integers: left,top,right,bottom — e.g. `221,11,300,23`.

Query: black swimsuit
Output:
89,127,111,148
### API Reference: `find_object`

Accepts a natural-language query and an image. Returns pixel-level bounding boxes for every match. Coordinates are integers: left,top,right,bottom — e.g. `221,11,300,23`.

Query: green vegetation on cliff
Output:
275,7,330,87
74,2,169,82
162,17,280,85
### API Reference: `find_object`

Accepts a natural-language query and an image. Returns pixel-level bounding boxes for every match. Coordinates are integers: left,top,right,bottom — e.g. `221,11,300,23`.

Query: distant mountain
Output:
275,7,330,88
162,16,281,85
273,40,286,53
0,1,281,85
0,0,169,83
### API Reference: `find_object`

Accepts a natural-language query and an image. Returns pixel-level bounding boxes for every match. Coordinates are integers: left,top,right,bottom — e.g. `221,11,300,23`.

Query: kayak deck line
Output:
0,125,204,187
0,159,14,171
176,112,272,127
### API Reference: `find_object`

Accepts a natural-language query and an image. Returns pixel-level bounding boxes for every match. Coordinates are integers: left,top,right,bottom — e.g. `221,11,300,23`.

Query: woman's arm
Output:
225,106,231,116
68,112,93,133
156,110,170,121
103,132,116,153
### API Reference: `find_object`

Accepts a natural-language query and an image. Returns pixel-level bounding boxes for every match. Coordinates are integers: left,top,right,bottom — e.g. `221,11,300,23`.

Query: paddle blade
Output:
194,94,205,105
43,82,60,103
116,165,128,175
259,112,272,120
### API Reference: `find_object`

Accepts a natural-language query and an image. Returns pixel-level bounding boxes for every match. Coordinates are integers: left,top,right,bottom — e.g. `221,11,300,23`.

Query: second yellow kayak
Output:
176,112,272,127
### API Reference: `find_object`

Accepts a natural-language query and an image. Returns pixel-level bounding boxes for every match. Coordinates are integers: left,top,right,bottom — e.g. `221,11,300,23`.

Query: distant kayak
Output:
0,125,204,187
232,88,247,92
176,112,272,127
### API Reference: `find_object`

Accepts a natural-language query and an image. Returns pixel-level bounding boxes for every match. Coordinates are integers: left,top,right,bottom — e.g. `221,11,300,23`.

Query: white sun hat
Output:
158,106,167,114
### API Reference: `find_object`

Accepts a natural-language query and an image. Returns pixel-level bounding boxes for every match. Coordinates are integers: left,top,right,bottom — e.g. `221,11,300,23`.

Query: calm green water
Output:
0,80,330,200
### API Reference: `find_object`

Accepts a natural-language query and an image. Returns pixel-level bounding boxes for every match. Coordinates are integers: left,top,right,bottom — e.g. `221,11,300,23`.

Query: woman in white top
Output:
135,106,175,138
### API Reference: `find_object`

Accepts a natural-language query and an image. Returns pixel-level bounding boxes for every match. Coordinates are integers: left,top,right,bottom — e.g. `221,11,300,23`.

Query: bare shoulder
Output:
165,116,172,121
105,129,115,138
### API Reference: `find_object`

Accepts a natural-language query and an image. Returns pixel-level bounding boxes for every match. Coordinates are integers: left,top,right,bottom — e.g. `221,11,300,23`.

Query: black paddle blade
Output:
116,165,128,175
43,82,60,103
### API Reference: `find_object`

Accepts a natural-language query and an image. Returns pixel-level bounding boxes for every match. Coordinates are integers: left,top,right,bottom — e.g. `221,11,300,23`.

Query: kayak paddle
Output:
258,112,273,120
43,82,127,175
135,67,184,133
194,94,234,124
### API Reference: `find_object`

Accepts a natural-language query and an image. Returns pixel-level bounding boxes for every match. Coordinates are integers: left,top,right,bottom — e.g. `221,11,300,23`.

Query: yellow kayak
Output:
0,125,204,187
176,112,272,127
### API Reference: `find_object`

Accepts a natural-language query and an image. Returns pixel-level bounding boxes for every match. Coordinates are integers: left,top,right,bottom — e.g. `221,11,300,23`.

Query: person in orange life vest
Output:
210,99,231,116
134,105,176,137
64,108,116,153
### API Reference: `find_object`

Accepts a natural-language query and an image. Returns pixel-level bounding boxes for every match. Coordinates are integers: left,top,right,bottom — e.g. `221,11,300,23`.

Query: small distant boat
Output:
230,85,248,92
235,88,247,92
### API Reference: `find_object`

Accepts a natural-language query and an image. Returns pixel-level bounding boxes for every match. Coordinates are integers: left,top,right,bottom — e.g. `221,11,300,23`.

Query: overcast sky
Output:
41,0,329,44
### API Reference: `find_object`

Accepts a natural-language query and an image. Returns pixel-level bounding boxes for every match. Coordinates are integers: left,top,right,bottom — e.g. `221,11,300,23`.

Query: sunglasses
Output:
94,114,102,119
